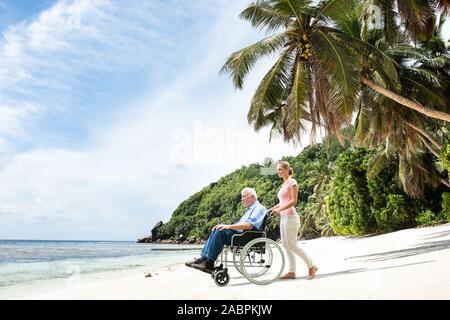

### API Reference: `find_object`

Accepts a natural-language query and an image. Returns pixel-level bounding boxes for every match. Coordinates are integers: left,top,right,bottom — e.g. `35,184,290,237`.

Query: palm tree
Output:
220,0,450,148
350,5,449,196
359,1,450,121
366,0,450,43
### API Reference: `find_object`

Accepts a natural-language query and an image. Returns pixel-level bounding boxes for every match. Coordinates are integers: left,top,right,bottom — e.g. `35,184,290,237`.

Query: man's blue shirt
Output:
238,201,267,231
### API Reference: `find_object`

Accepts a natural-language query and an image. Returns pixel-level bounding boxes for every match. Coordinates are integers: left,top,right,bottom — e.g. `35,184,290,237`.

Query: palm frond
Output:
220,32,287,89
273,0,313,29
420,55,449,69
407,67,443,86
397,150,441,197
401,75,447,106
354,109,369,146
248,48,294,126
367,150,390,178
284,59,311,142
312,0,358,25
354,89,375,146
435,0,450,15
386,44,428,60
312,29,360,117
397,0,434,41
373,0,400,43
256,106,284,132
239,0,292,33
322,26,398,81
309,59,349,144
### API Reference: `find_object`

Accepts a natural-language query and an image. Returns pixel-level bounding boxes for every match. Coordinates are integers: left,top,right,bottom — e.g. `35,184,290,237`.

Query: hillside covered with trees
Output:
156,132,449,242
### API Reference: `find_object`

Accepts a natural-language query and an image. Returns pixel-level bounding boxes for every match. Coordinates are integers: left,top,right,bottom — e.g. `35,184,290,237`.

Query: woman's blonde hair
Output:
278,161,293,176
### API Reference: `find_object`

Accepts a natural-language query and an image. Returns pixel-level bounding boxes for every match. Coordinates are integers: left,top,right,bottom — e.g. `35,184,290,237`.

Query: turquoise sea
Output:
0,239,201,299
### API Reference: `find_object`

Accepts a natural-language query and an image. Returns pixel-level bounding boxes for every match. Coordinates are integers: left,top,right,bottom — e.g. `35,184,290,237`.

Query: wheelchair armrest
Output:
231,230,266,247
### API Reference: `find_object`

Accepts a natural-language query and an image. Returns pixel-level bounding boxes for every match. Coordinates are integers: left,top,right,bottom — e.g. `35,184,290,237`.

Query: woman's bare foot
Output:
308,265,318,279
279,272,296,279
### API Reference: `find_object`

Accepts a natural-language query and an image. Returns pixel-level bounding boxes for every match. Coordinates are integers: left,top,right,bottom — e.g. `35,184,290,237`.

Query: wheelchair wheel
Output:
234,246,270,277
213,269,230,287
240,238,285,285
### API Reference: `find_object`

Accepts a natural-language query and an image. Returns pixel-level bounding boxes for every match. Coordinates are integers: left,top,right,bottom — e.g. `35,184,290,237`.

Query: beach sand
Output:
21,223,450,300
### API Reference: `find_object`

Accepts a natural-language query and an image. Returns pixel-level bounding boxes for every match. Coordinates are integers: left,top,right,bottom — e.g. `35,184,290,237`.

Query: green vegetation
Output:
441,136,450,171
158,135,447,242
416,209,440,226
442,192,450,221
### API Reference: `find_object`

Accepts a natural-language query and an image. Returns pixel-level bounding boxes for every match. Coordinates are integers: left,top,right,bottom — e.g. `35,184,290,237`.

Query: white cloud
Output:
0,103,39,136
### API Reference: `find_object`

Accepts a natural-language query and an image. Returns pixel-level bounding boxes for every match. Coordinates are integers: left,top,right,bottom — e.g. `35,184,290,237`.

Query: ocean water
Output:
0,240,202,298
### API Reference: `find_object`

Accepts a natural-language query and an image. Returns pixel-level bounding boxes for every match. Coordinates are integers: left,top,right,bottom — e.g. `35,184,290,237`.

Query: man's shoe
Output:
191,259,215,273
185,256,206,268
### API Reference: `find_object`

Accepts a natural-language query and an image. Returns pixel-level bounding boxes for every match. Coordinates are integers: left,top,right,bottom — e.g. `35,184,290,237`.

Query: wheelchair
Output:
207,214,285,286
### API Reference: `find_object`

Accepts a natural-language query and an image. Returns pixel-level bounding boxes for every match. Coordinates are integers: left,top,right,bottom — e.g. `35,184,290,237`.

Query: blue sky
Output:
0,0,305,240
0,1,449,241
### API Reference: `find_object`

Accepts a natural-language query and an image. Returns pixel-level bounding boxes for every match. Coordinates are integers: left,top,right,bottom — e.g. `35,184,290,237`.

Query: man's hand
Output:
212,224,230,231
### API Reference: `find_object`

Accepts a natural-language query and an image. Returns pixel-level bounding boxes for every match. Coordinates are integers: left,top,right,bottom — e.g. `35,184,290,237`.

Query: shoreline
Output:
9,223,450,300
0,248,202,300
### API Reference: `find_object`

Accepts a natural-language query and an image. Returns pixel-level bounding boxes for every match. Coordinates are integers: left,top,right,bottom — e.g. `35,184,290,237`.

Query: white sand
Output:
20,223,450,300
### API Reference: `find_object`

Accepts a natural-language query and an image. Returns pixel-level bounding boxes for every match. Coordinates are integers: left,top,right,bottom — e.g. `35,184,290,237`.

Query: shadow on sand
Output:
227,260,434,287
345,239,450,262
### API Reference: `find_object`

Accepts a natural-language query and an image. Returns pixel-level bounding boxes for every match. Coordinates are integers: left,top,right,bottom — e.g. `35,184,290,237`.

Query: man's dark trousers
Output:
200,229,240,261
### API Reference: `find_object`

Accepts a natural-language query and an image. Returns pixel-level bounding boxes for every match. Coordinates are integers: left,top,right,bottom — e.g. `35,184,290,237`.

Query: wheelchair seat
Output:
230,212,269,247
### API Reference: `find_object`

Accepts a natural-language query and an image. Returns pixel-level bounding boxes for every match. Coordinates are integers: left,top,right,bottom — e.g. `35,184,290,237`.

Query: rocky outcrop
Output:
137,221,207,244
137,221,164,243
150,221,163,241
137,236,151,243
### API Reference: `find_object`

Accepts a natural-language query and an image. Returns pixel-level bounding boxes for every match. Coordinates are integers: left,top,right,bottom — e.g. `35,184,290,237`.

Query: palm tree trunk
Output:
440,178,450,189
404,121,443,150
417,137,450,189
360,76,450,122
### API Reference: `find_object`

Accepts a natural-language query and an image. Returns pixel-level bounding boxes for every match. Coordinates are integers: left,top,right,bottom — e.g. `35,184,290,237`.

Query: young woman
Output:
269,161,318,279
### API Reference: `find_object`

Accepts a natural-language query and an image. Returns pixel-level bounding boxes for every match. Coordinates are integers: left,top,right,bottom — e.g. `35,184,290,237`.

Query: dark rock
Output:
137,221,165,243
186,236,197,244
150,221,164,242
137,237,152,243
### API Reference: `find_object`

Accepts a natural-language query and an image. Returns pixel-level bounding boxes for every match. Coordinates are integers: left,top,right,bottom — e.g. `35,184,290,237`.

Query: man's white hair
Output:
241,187,257,200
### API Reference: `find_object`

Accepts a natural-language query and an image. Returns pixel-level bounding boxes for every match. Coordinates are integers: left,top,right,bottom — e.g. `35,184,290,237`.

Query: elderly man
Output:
185,187,267,272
